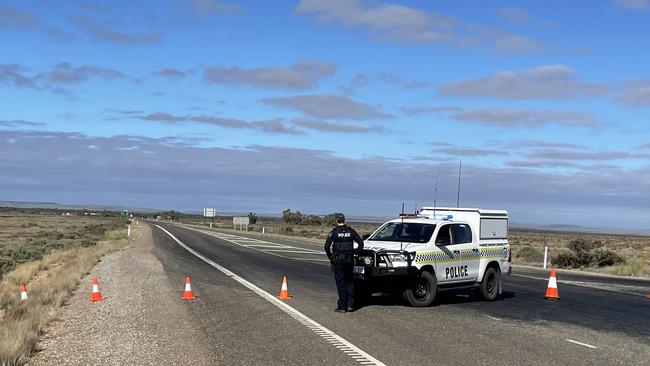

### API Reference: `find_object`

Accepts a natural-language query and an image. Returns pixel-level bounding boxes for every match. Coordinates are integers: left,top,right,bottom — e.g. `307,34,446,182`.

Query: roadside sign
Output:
203,208,217,226
233,216,250,231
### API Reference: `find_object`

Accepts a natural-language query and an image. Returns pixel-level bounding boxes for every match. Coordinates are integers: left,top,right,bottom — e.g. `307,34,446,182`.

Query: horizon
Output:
4,199,650,237
1,1,649,230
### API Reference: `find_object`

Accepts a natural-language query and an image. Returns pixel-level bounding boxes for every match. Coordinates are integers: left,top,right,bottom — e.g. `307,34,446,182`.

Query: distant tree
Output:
304,215,322,226
282,209,292,223
324,213,339,226
282,209,304,225
248,212,258,224
161,210,179,221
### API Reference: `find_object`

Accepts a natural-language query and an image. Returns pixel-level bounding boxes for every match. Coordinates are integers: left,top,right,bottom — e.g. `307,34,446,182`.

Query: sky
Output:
1,0,650,229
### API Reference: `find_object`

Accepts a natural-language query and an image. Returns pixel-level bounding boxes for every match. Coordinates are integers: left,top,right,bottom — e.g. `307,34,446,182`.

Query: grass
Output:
0,209,137,366
609,258,649,277
0,211,126,278
178,216,650,277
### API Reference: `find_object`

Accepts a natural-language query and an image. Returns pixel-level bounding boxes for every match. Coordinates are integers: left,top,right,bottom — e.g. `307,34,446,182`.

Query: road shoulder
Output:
30,224,217,365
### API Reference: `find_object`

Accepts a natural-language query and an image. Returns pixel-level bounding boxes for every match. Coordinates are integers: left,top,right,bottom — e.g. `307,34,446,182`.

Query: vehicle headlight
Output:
387,253,408,263
358,256,373,266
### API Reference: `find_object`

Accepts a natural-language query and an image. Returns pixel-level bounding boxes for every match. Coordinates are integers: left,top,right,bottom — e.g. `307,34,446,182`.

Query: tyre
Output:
480,267,500,301
403,271,437,307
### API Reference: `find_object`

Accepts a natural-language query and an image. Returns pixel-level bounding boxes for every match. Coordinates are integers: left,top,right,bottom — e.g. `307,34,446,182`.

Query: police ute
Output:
354,207,511,307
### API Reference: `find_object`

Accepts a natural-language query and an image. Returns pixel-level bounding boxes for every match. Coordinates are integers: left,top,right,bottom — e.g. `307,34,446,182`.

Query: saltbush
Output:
590,248,624,267
553,250,579,268
517,246,544,263
567,238,603,253
553,248,624,268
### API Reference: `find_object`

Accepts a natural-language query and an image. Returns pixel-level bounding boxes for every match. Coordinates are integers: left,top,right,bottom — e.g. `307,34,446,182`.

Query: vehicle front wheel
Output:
403,271,437,307
480,267,500,301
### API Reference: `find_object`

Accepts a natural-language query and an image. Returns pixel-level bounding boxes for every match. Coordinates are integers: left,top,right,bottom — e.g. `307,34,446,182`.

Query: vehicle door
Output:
434,223,478,283
449,223,479,281
433,224,455,284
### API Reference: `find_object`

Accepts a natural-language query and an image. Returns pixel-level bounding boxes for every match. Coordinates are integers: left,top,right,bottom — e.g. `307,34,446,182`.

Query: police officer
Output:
324,213,364,313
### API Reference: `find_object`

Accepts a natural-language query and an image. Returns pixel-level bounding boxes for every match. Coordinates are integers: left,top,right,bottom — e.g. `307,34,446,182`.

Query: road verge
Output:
0,226,135,365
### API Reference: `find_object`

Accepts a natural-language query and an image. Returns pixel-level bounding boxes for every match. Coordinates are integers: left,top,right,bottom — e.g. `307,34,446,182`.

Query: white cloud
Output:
203,61,336,90
0,119,45,128
42,63,127,84
614,83,650,107
71,15,160,45
152,68,186,79
295,0,455,44
438,65,607,100
3,130,650,228
261,94,394,120
292,118,384,133
400,105,460,116
0,3,73,40
451,108,600,129
493,34,551,53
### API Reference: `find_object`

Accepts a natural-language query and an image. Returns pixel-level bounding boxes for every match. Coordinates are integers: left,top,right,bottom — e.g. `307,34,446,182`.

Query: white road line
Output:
512,274,646,297
156,225,386,366
189,227,331,265
262,249,322,254
483,315,502,321
565,339,598,349
240,244,291,249
298,258,331,262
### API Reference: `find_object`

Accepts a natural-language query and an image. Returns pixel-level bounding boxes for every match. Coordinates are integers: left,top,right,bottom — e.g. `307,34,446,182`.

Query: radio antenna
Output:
400,202,404,252
433,169,439,214
456,160,462,208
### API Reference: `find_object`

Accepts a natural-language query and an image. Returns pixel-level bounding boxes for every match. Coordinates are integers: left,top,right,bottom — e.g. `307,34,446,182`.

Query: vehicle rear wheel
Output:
480,267,500,301
403,271,437,307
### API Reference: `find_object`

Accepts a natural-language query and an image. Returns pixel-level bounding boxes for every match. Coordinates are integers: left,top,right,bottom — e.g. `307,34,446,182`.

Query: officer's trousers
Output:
332,252,354,309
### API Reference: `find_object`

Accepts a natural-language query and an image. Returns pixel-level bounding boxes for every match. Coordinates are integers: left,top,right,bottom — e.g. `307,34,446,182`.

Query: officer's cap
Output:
335,213,345,223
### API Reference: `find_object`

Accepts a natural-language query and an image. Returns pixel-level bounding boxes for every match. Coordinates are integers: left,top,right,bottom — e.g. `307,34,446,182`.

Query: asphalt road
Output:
150,223,650,366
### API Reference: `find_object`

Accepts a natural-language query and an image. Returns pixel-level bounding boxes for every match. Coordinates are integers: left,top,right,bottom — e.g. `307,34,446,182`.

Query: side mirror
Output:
435,239,450,246
362,234,370,240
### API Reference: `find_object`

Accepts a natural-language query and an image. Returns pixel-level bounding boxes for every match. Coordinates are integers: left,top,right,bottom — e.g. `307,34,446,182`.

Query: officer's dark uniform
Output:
324,214,364,312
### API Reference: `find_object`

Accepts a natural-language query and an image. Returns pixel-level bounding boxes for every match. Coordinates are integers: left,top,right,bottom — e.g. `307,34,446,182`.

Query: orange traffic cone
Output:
182,276,197,300
20,284,28,301
276,276,293,300
89,277,104,302
545,268,560,300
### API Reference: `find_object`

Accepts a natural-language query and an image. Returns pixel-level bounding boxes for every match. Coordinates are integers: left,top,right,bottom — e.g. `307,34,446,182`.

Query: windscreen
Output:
369,222,436,243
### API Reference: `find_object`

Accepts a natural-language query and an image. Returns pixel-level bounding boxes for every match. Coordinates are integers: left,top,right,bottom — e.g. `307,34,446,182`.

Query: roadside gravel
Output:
29,224,217,365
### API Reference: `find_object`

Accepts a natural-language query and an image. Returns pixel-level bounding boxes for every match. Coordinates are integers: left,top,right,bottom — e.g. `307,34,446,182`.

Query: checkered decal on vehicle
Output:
458,250,480,260
415,246,508,264
415,252,444,263
480,247,507,259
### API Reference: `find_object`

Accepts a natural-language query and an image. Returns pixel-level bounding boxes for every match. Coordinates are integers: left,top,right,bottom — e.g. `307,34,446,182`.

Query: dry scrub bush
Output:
609,258,649,277
567,238,603,253
553,248,624,268
0,230,132,366
516,246,543,263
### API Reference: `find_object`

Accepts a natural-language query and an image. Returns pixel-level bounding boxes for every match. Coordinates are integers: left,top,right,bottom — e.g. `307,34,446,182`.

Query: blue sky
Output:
1,0,650,229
